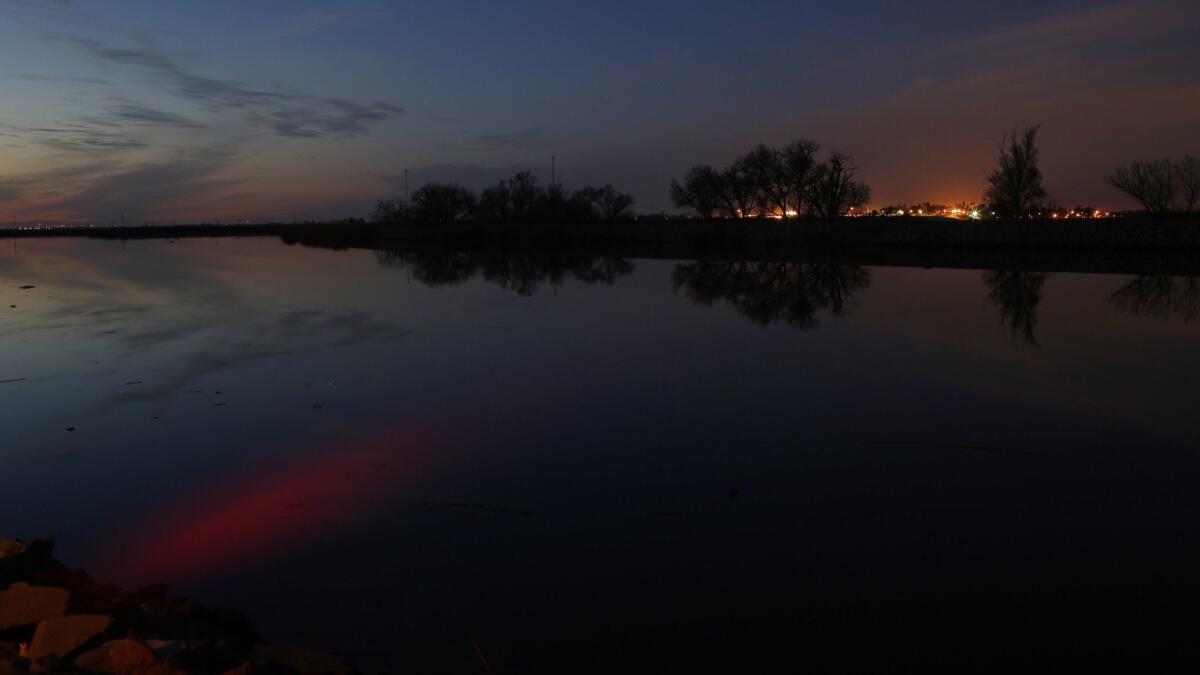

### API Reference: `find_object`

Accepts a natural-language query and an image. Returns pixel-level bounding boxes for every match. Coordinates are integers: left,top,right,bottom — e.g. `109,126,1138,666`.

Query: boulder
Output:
27,614,112,670
75,638,168,675
0,583,69,631
0,539,25,559
145,639,186,660
250,644,354,675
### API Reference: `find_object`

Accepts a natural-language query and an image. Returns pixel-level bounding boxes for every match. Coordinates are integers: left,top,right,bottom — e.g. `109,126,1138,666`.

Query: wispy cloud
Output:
0,121,148,155
57,33,405,139
960,0,1200,53
104,103,205,129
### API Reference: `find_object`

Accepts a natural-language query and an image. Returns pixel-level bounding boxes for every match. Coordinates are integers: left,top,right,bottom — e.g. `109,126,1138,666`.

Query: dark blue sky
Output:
2,0,1198,221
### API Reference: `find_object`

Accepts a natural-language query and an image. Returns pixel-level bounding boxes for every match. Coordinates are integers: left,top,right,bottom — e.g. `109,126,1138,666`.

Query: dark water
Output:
3,237,1200,672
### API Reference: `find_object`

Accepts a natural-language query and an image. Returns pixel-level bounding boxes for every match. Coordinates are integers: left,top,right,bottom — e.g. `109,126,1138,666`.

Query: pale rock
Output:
27,614,112,670
75,638,162,675
0,538,25,559
0,583,69,631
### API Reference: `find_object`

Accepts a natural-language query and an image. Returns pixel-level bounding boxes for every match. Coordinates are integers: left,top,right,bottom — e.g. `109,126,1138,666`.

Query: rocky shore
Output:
1,538,355,675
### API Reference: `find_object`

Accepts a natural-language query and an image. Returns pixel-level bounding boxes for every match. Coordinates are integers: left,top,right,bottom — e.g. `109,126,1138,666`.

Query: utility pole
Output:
551,156,556,188
404,169,409,206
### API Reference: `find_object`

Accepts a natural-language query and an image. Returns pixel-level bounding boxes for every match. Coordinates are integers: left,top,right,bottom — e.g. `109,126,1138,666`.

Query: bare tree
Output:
670,166,724,219
808,151,871,219
719,158,758,218
371,199,407,224
411,183,477,224
984,126,1049,218
590,184,635,221
782,140,820,216
1107,160,1178,215
740,145,792,217
1177,155,1199,213
479,171,543,222
669,140,872,220
984,270,1054,346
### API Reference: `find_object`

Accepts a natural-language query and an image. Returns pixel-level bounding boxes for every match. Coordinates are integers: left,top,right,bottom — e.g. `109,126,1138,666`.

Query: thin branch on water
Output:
469,636,495,675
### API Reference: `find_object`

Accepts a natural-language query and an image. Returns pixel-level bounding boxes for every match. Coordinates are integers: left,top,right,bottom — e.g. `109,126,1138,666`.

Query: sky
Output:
0,0,1198,222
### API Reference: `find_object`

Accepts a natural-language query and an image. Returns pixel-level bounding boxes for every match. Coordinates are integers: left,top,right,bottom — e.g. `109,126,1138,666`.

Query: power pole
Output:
404,169,409,206
551,156,556,187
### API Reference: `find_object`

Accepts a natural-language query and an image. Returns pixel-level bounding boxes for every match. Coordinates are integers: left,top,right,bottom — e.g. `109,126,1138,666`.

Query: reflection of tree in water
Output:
374,248,634,296
1110,276,1200,322
671,261,871,330
983,270,1053,346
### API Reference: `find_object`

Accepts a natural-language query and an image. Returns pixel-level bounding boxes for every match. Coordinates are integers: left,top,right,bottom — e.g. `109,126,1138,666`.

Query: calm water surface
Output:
2,237,1199,671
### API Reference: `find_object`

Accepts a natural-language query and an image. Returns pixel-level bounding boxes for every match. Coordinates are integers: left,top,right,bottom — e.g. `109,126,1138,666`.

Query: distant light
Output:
969,209,981,220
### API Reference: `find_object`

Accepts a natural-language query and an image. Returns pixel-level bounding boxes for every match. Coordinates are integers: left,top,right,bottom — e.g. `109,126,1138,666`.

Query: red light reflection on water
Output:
106,431,431,585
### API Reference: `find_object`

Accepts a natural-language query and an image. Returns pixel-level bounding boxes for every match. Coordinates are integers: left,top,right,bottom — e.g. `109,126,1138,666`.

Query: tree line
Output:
669,141,872,219
376,132,1196,225
373,172,635,225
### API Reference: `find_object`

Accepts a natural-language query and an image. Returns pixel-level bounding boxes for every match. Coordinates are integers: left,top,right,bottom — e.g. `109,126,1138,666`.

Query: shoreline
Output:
2,216,1199,248
3,218,1199,277
1,537,356,674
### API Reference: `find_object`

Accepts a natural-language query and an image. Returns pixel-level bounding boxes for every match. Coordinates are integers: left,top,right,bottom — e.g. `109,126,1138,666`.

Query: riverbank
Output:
3,216,1200,251
0,537,355,674
4,217,1199,277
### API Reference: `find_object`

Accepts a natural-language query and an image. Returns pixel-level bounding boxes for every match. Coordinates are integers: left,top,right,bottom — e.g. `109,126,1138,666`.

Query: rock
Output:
145,639,186,660
218,663,253,675
0,583,69,631
0,538,25,559
75,638,164,675
250,644,354,675
0,641,21,674
26,614,112,670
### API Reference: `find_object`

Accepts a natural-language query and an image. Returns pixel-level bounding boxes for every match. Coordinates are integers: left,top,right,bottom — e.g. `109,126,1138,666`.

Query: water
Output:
2,237,1199,671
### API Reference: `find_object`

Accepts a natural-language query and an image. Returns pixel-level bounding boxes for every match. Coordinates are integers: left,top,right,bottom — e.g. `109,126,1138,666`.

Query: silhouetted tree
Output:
740,145,792,217
808,152,872,219
669,139,872,220
719,157,758,218
479,171,542,222
1107,155,1199,215
375,247,635,295
534,182,571,222
983,126,1049,218
782,140,820,216
984,270,1053,346
570,184,635,222
671,261,871,330
1110,275,1200,321
411,183,477,224
671,166,724,219
372,199,408,224
1181,155,1200,213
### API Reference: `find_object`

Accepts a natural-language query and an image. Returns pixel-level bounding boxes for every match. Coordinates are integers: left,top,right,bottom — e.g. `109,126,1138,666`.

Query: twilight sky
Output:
1,0,1198,222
